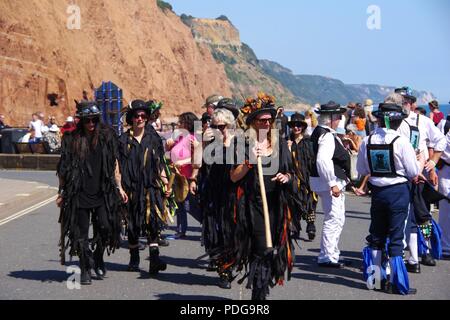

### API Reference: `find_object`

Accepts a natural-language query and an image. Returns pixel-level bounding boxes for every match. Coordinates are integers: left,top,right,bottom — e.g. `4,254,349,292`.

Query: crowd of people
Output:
52,88,449,300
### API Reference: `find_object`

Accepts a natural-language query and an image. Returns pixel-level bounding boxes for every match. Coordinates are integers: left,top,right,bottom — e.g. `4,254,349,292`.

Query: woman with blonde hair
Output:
305,109,318,136
229,93,296,300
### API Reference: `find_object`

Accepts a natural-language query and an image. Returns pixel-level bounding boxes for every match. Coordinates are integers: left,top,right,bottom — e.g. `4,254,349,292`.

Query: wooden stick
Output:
257,156,273,249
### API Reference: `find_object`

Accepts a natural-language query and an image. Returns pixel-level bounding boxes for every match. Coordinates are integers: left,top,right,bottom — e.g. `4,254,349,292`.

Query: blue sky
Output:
168,0,450,102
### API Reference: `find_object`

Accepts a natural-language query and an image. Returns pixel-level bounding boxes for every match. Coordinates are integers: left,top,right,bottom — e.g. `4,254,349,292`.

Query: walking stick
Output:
59,206,66,265
257,156,273,249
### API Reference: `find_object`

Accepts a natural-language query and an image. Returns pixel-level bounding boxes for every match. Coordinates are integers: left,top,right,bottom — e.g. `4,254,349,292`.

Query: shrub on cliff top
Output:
157,0,173,12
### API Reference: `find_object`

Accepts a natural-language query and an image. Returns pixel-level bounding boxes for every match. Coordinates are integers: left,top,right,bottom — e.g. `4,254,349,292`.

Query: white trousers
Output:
317,191,346,263
438,165,450,254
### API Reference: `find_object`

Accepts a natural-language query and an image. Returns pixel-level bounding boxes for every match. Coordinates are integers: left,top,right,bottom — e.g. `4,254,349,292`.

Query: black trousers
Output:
78,204,110,242
77,204,109,269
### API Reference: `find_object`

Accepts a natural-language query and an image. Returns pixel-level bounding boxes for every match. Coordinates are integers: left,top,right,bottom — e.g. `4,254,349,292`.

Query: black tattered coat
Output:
117,125,165,242
57,125,122,259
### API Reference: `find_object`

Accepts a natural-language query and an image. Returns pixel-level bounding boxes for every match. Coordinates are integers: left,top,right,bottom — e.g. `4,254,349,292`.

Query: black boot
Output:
79,242,93,285
421,253,437,267
149,246,167,275
127,248,140,272
251,286,267,300
218,271,232,290
80,267,92,285
94,245,107,279
207,260,217,272
306,222,316,241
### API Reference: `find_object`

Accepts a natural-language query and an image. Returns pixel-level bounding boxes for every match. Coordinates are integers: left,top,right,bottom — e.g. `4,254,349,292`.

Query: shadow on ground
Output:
155,293,231,300
8,270,68,283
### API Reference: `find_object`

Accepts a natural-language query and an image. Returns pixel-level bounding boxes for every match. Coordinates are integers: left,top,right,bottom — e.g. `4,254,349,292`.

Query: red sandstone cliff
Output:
0,0,232,126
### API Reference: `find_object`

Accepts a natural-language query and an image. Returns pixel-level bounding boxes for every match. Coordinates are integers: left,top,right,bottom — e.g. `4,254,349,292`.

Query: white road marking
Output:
35,186,50,189
0,196,57,226
16,194,31,197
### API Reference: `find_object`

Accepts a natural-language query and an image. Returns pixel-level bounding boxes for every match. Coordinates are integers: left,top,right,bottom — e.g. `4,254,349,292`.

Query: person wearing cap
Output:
396,88,446,272
60,116,76,135
288,113,318,241
117,100,170,275
230,92,295,300
203,94,224,117
358,100,419,295
56,101,128,285
429,100,444,127
42,124,61,154
310,101,350,269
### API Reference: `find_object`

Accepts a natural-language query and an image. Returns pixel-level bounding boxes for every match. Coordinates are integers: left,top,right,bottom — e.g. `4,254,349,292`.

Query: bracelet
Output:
188,178,197,183
428,160,437,167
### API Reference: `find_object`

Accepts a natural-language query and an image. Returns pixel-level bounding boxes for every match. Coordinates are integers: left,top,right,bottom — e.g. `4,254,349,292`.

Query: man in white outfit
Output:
310,101,350,268
396,87,446,272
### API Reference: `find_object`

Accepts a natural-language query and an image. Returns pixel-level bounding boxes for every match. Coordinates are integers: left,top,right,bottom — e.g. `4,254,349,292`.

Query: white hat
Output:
66,116,74,123
49,124,59,132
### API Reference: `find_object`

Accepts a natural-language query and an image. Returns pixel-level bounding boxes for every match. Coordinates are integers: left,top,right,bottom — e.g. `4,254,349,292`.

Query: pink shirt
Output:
170,133,196,178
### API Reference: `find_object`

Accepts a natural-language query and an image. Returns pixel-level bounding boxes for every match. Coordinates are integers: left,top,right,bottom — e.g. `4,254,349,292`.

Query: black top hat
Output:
372,103,408,120
288,113,308,129
315,101,347,114
124,100,152,125
215,98,240,119
395,87,417,103
75,100,102,118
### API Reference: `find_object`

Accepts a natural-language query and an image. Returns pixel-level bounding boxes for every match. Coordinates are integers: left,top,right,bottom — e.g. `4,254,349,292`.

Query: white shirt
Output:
437,119,448,134
398,113,446,159
440,132,450,164
310,125,348,193
29,120,43,138
357,128,419,187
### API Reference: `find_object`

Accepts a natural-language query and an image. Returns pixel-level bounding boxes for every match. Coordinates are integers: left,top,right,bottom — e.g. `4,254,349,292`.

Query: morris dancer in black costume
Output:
118,100,170,275
200,98,240,289
230,93,296,300
57,101,128,285
288,113,318,241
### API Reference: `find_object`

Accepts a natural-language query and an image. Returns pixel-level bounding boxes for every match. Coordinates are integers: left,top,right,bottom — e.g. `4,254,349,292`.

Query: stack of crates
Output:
94,81,123,135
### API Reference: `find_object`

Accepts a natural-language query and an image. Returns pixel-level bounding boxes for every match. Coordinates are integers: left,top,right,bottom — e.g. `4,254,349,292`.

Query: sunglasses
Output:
288,122,305,129
255,118,275,125
133,113,147,120
211,124,227,131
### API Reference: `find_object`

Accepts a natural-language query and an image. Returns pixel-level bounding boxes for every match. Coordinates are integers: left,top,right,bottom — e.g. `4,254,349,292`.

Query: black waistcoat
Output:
310,126,350,180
